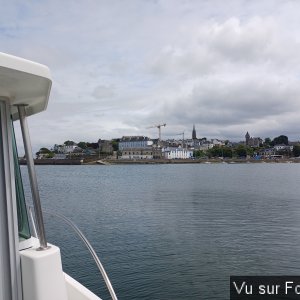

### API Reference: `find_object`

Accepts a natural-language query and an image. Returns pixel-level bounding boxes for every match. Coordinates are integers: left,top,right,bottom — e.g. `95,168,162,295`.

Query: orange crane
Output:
146,123,166,141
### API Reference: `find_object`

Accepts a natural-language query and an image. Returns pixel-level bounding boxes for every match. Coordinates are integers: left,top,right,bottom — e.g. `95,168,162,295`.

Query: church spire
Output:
192,124,197,140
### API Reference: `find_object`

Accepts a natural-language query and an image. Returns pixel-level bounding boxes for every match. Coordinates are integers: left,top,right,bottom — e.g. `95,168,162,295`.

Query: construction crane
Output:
146,123,166,141
175,131,184,140
174,132,185,148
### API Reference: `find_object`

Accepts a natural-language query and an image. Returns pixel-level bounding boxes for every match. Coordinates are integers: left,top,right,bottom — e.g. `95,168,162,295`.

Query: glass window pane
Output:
11,123,31,240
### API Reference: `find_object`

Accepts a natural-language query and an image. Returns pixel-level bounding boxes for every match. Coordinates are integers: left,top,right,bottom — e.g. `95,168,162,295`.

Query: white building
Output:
274,144,293,151
211,139,226,146
162,147,193,159
119,136,154,159
54,144,79,154
199,142,214,151
192,139,225,151
120,149,153,160
119,136,153,150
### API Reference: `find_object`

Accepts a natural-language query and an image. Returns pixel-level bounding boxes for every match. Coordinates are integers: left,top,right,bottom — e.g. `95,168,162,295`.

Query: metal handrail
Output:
28,206,38,238
17,105,48,250
28,205,118,300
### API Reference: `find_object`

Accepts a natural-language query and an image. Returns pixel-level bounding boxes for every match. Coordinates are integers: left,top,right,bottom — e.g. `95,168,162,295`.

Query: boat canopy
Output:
0,52,52,120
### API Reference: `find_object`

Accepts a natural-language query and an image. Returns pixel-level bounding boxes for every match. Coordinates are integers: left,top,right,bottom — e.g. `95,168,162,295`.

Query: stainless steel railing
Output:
19,105,118,300
28,206,118,300
18,105,48,250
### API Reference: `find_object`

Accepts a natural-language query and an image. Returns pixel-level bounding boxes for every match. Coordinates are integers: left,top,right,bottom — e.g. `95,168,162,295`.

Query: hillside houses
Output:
37,127,300,161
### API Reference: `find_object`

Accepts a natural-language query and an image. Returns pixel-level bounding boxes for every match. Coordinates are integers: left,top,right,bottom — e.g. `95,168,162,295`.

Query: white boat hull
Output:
20,241,101,300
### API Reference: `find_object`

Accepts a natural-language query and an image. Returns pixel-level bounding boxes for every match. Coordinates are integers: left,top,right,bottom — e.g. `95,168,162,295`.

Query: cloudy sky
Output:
2,0,300,150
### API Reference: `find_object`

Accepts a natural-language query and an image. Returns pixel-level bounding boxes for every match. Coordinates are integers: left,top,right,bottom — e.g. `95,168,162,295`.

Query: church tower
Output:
245,131,250,146
192,124,197,140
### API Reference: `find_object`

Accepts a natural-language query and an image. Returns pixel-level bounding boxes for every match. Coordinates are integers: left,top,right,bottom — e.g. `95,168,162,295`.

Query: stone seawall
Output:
19,159,82,165
19,158,300,165
109,158,300,164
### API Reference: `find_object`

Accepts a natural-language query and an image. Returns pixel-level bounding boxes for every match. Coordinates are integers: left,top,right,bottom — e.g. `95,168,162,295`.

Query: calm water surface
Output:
22,164,300,300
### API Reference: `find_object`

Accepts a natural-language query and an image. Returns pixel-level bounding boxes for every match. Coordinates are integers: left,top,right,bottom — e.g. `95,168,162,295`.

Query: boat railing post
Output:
28,206,38,238
17,105,49,250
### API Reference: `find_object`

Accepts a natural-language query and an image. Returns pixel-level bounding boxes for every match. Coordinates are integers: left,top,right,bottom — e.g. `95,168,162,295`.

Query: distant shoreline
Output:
103,158,300,165
19,158,300,165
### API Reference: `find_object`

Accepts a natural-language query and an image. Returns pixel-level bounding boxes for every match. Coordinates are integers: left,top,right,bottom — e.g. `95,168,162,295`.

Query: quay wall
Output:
108,158,300,164
19,159,82,165
19,158,300,165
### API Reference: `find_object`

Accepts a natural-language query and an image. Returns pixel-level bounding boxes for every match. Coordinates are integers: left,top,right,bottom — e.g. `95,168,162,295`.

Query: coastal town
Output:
31,125,300,164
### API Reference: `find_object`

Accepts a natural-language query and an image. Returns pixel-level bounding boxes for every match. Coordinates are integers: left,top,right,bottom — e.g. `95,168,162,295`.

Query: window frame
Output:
0,99,23,300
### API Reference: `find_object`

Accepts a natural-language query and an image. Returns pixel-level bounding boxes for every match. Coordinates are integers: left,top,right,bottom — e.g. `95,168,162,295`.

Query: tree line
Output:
194,135,300,159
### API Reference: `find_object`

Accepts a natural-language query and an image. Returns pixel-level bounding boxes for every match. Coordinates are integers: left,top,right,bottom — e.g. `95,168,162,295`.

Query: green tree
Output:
64,140,75,146
208,146,222,158
77,142,87,149
111,140,119,151
222,147,233,158
293,145,300,157
272,135,289,146
246,146,254,157
208,146,233,158
36,147,54,158
39,147,52,154
193,150,206,158
46,152,55,158
264,137,271,146
234,145,247,157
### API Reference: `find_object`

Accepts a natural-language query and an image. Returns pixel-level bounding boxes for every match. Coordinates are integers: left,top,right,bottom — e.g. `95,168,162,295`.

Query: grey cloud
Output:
3,0,300,150
149,16,300,78
92,85,115,99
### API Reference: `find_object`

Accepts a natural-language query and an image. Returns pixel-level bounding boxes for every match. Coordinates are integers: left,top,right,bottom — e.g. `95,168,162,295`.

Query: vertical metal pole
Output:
0,100,23,300
28,206,38,238
17,105,48,250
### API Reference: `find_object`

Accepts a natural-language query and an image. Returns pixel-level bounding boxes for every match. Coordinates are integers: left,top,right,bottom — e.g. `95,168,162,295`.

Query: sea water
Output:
21,163,300,300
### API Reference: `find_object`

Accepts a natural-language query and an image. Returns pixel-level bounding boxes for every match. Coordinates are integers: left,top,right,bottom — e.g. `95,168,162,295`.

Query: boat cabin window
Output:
12,123,31,241
0,104,31,241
